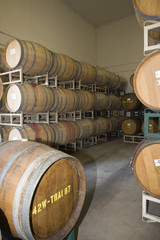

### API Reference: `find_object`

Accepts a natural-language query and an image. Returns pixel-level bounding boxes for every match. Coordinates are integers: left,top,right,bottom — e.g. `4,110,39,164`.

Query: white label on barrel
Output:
10,48,16,55
154,159,160,167
127,98,131,101
127,123,131,126
12,137,18,140
11,93,16,99
149,124,152,128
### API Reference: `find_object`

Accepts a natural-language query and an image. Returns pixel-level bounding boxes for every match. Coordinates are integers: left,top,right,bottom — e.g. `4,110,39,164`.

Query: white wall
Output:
0,1,147,91
0,0,96,65
96,15,145,92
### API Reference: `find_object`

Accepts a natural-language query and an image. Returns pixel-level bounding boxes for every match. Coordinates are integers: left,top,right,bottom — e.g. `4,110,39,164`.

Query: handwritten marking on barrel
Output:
32,185,71,215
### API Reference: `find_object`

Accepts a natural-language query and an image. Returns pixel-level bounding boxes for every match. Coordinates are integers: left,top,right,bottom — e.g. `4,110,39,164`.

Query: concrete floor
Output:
71,138,160,240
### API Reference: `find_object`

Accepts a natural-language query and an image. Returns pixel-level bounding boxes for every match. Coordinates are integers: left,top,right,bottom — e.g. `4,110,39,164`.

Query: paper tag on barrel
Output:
10,48,16,55
154,159,160,173
155,70,160,86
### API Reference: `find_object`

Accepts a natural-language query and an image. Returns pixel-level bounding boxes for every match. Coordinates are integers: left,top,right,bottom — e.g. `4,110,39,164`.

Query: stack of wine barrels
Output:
132,1,160,198
0,140,86,239
8,116,123,145
4,38,127,89
0,37,126,147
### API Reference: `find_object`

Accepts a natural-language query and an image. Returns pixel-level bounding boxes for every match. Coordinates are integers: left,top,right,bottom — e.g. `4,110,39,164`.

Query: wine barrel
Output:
134,51,160,111
9,124,55,146
0,141,85,239
95,67,111,86
117,75,128,90
75,61,97,84
95,117,111,135
51,88,79,113
130,74,134,87
6,83,53,113
0,87,8,113
141,118,159,133
108,117,122,132
49,53,77,81
76,119,96,139
0,76,9,101
50,121,76,145
121,118,142,135
69,121,81,140
5,39,53,75
77,90,96,111
133,0,160,40
108,95,121,110
0,126,10,142
133,138,160,198
121,93,142,110
0,48,9,73
108,72,120,89
95,93,111,111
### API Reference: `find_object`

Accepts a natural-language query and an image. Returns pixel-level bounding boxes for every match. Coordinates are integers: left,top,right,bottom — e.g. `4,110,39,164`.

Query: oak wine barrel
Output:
95,93,111,111
76,119,96,139
77,90,96,111
49,53,77,81
130,74,134,87
75,61,97,84
133,0,160,40
95,67,111,86
0,126,10,142
141,118,159,133
51,88,79,113
9,124,55,146
133,138,160,198
108,95,121,110
121,93,142,110
95,117,111,135
108,117,122,132
108,72,120,89
5,39,53,75
0,76,9,101
121,118,142,135
6,83,54,113
0,87,8,113
134,51,160,111
0,141,85,239
117,75,127,90
50,121,76,145
0,48,9,73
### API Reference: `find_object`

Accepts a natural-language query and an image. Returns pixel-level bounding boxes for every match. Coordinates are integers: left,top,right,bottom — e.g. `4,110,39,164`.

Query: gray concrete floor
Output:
71,138,160,240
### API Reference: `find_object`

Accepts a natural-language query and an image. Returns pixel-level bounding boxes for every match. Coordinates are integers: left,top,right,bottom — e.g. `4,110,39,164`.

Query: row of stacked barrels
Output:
132,0,160,200
0,38,127,89
0,82,122,114
0,116,123,146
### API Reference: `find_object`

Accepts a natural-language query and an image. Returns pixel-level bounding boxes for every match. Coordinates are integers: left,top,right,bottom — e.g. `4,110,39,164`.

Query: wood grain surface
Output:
133,141,160,199
134,51,160,110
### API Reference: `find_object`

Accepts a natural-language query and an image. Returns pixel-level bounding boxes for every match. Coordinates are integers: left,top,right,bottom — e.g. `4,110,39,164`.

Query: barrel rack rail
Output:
142,191,160,224
144,21,160,56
